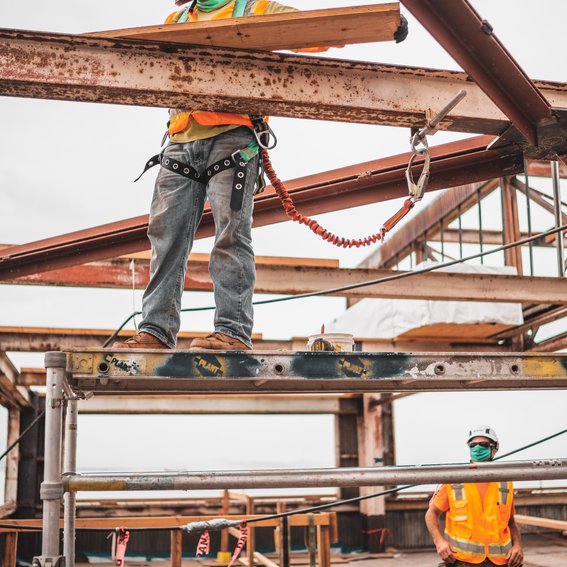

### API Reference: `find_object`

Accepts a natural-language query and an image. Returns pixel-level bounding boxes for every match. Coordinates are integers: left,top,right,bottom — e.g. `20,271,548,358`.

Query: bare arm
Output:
425,502,456,564
506,514,524,567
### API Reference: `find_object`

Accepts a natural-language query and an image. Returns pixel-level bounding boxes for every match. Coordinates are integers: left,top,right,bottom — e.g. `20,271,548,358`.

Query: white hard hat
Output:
467,425,499,449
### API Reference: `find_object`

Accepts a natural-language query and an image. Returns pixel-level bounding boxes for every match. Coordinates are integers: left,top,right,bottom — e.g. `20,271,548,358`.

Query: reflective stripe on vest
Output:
499,481,509,505
488,540,513,558
451,483,464,501
444,533,485,557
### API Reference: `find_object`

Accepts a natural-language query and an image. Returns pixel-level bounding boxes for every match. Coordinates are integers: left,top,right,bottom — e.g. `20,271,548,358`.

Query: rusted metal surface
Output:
528,160,567,178
501,177,523,275
0,327,281,353
0,135,523,280
400,0,554,146
530,332,567,353
66,349,567,394
6,255,567,305
1,29,566,134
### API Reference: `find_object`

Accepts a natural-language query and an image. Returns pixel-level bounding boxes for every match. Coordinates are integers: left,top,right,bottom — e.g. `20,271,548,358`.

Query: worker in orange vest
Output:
425,426,523,567
113,0,407,351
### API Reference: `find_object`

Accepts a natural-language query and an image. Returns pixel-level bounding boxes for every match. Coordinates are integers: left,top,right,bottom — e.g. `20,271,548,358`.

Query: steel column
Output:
64,459,567,492
34,352,66,567
63,400,78,567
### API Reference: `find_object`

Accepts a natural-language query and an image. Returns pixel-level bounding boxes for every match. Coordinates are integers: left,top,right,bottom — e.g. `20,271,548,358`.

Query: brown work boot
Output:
111,331,171,349
189,332,252,351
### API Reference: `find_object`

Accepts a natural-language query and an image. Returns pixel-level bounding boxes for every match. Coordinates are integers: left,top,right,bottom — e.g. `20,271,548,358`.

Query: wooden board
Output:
514,514,567,531
87,4,400,51
397,322,513,341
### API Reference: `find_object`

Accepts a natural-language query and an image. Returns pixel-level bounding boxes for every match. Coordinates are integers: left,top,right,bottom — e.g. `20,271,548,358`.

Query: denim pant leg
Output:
139,141,208,347
206,127,258,347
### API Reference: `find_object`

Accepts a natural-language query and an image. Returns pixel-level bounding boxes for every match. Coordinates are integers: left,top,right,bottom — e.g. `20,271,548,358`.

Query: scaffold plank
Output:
65,350,567,394
89,4,400,51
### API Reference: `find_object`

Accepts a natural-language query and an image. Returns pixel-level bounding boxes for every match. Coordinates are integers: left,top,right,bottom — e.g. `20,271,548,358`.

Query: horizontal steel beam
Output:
0,327,287,354
401,0,554,145
2,328,504,355
434,228,566,247
77,394,357,415
8,255,567,305
0,135,524,280
65,350,567,394
1,29,565,132
0,353,30,409
64,459,567,491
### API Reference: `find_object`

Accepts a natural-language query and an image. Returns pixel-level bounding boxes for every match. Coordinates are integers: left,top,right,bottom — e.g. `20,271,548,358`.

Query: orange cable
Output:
262,150,415,248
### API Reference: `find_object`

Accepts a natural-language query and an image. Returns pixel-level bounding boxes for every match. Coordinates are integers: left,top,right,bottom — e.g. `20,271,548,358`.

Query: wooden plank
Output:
88,4,401,51
3,532,17,567
0,514,331,530
398,323,513,341
170,529,183,567
514,514,567,531
316,525,331,567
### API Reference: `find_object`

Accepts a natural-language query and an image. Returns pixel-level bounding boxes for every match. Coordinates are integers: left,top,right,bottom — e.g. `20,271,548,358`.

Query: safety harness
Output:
136,118,274,212
138,5,467,245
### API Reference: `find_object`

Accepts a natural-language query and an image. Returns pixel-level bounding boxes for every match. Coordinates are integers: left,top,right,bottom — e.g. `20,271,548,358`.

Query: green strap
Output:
233,0,247,17
238,139,260,162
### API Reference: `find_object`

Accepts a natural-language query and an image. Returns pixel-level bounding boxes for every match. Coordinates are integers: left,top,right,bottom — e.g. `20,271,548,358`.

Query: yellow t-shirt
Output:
169,1,297,143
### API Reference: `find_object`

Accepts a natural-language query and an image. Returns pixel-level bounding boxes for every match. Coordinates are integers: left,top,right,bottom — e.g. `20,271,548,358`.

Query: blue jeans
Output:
139,127,259,348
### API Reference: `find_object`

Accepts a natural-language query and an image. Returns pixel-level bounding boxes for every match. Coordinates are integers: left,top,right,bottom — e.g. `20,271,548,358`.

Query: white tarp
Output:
324,262,524,338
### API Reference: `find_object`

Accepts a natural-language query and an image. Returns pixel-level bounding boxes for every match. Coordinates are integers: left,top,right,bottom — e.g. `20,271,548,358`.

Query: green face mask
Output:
196,0,233,12
470,444,492,462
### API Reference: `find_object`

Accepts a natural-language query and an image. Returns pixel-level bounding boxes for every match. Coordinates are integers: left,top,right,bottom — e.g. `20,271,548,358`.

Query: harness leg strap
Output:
230,157,249,212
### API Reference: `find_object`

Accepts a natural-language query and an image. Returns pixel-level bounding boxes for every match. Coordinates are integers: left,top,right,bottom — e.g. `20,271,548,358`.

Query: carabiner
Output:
254,122,278,150
405,146,430,202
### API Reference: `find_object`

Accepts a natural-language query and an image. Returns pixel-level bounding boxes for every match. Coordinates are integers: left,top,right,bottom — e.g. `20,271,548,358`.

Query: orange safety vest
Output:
445,482,513,565
165,0,272,136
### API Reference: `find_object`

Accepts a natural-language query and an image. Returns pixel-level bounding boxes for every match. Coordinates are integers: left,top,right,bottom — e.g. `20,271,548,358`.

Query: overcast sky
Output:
0,1,565,496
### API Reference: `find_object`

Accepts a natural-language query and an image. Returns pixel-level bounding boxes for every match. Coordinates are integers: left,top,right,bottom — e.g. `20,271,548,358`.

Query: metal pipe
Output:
63,400,78,567
38,352,67,562
477,189,484,264
523,159,534,275
65,459,567,492
551,161,565,276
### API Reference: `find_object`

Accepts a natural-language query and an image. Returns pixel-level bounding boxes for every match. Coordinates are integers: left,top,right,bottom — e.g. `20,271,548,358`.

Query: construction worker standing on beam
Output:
113,0,407,351
425,426,524,567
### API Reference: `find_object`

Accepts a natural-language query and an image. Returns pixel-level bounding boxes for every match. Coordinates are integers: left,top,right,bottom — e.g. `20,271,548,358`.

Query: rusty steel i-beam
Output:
0,135,523,280
1,28,567,133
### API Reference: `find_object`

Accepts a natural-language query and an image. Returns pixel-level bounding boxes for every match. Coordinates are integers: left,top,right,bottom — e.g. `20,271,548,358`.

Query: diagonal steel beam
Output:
1,28,566,134
0,135,523,280
400,0,555,145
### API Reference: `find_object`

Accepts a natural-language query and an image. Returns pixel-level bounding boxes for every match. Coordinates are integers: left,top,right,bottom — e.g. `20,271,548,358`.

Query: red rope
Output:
262,150,415,248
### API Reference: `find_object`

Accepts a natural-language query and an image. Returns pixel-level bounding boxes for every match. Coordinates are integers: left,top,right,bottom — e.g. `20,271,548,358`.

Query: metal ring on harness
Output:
254,122,277,150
